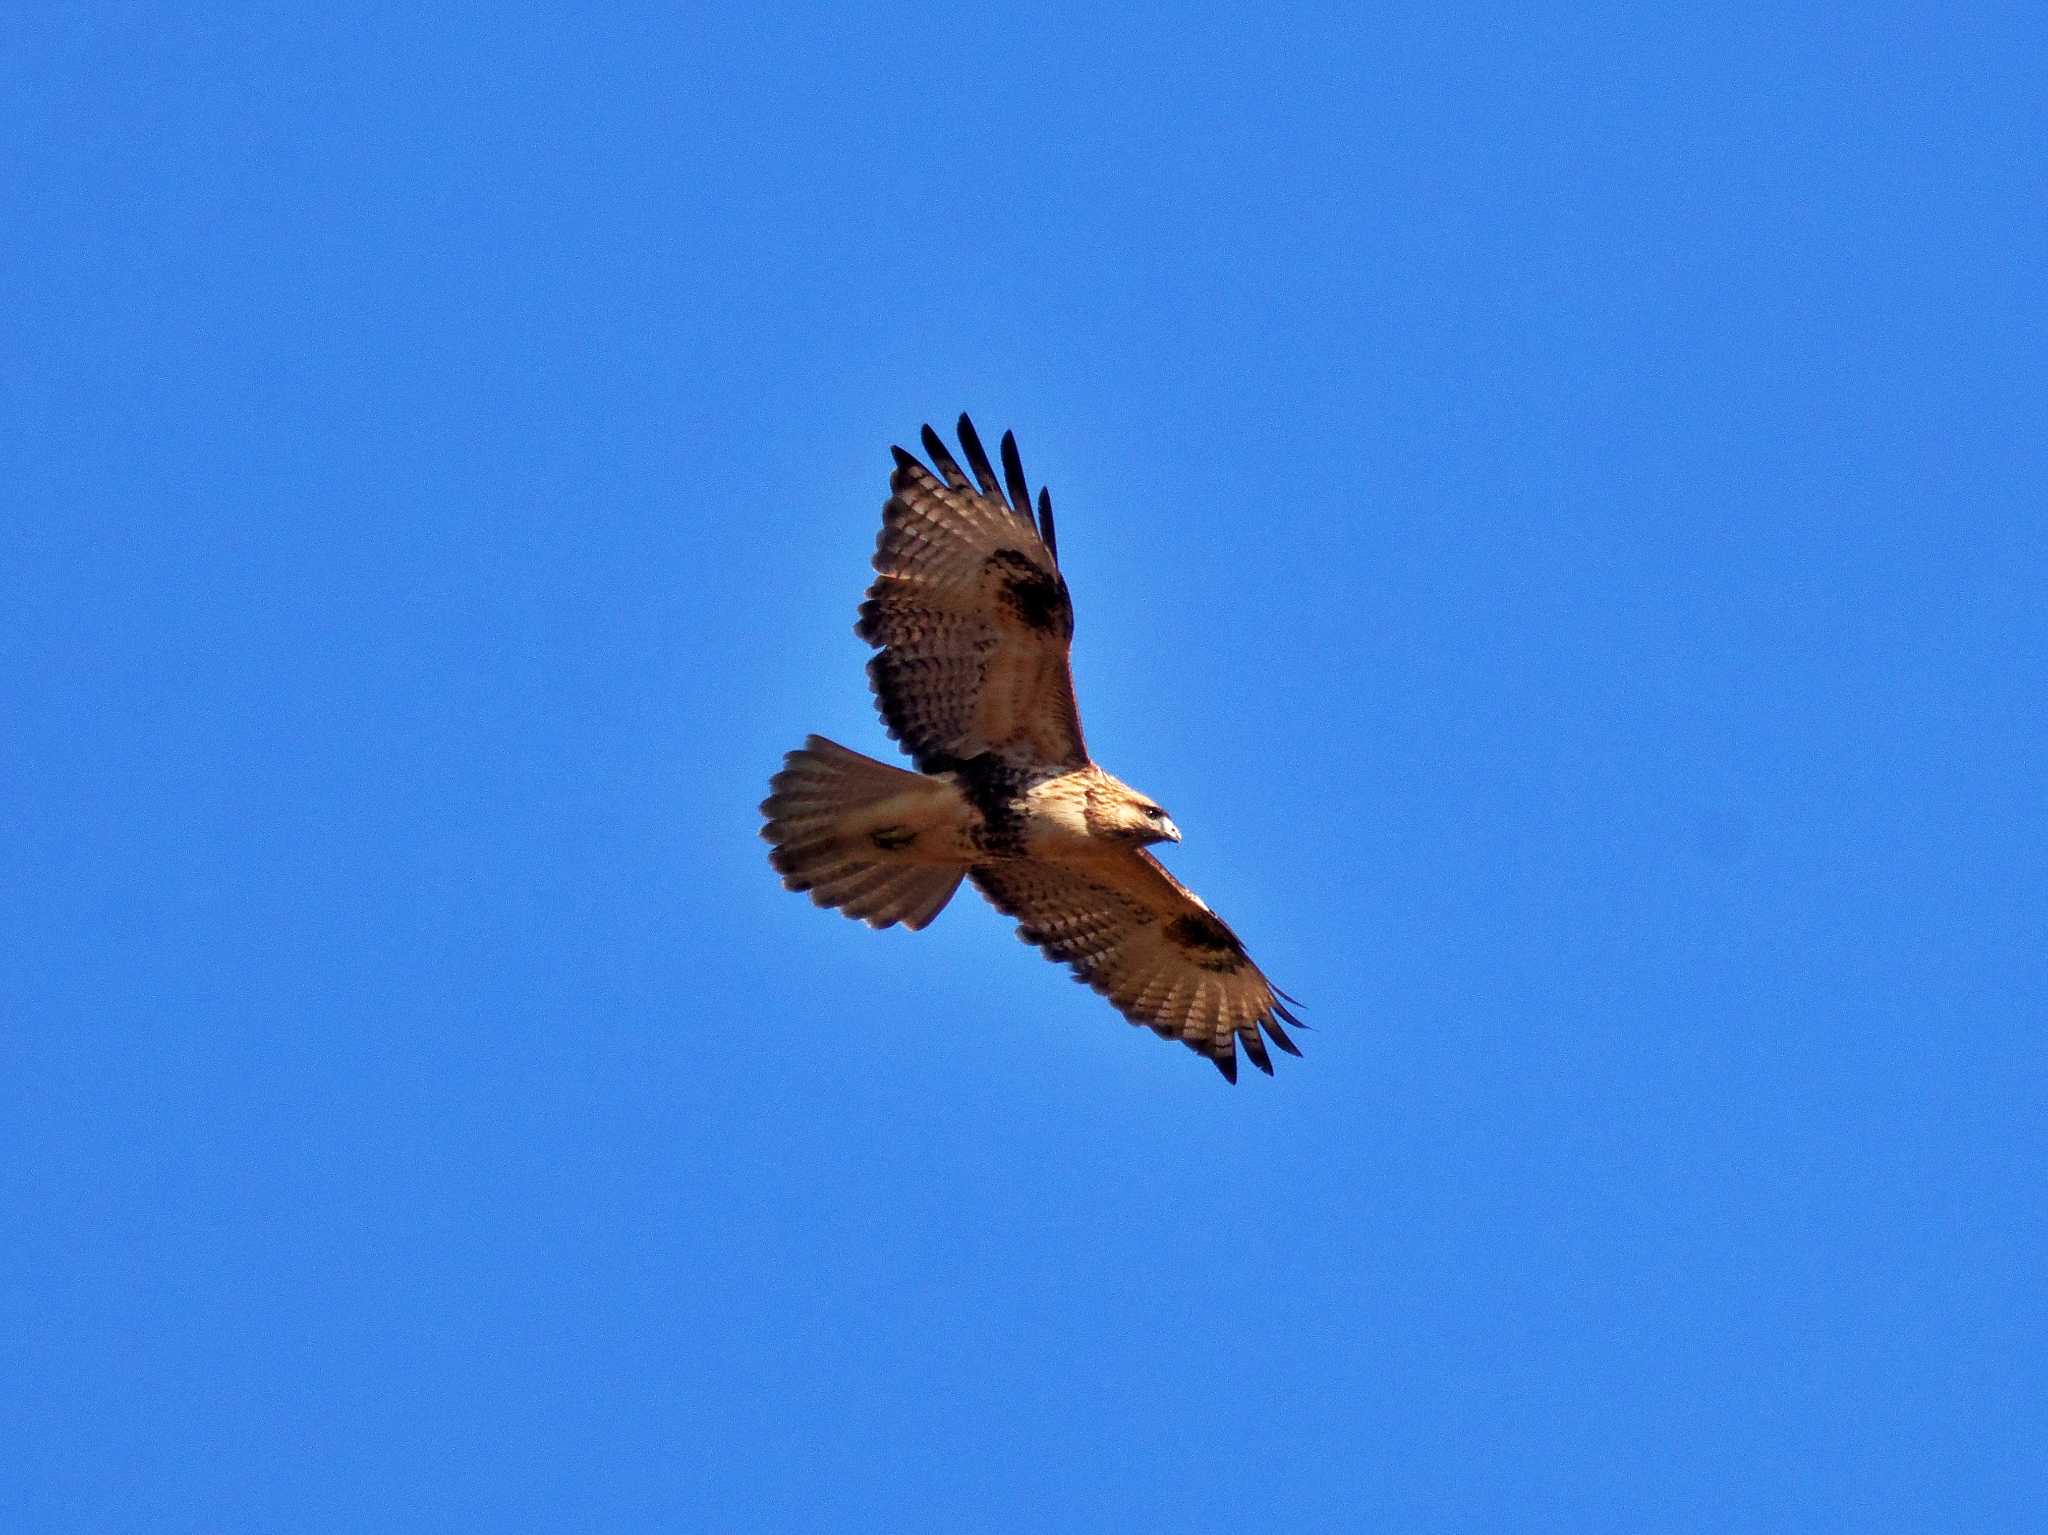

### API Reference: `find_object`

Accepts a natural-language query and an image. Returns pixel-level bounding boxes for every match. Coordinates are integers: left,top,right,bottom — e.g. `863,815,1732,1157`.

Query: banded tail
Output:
760,736,968,931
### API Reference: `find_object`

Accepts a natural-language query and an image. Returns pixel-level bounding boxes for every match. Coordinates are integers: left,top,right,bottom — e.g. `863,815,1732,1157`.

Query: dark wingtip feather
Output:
1211,1049,1239,1084
1272,998,1307,1029
999,430,1031,517
1242,1027,1274,1075
889,444,920,476
1263,1013,1304,1058
920,424,966,487
1036,486,1059,562
955,414,1001,496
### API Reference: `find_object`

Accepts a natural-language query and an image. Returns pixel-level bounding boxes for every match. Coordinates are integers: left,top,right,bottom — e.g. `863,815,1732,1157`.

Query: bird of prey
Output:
760,415,1302,1081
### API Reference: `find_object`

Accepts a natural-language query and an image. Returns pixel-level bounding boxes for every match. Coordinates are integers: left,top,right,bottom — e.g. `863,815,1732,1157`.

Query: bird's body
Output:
761,415,1301,1081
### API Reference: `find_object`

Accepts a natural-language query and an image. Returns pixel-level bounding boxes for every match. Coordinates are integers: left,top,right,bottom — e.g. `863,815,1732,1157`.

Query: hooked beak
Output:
1160,818,1182,844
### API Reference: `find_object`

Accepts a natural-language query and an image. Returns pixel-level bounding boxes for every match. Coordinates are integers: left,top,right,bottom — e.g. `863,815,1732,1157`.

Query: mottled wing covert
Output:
856,415,1087,774
970,853,1303,1082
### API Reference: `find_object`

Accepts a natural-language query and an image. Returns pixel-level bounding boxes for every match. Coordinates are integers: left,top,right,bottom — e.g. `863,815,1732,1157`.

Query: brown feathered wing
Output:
857,416,1086,774
971,852,1304,1082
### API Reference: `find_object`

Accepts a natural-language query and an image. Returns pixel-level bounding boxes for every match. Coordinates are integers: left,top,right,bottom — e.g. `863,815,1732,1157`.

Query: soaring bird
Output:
761,415,1302,1081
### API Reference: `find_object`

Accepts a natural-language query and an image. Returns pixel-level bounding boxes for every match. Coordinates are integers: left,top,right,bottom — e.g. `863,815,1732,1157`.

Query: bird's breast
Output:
1016,772,1102,855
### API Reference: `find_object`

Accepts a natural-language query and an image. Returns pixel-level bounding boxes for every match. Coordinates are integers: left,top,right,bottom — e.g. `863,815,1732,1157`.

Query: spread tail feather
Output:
760,736,967,930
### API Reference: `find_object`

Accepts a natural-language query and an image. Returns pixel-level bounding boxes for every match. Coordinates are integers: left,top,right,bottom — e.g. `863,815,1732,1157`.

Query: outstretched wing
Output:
970,853,1303,1082
857,414,1087,774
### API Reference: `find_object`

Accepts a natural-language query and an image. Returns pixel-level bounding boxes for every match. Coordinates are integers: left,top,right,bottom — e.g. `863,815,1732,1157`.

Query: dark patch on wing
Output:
985,548,1073,637
1164,910,1250,973
869,826,916,851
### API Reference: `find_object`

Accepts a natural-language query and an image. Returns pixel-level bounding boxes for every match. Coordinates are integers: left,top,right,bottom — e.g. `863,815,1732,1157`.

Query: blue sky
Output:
5,3,2042,1529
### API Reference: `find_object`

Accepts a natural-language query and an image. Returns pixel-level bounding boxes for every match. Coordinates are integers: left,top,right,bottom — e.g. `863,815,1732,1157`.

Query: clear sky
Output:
6,4,2042,1530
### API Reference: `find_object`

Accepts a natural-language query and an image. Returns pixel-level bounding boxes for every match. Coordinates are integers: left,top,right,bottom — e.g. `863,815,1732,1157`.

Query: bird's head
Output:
1101,781,1181,848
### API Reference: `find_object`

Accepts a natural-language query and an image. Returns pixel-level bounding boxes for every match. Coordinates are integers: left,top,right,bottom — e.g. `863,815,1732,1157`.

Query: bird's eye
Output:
1143,806,1164,820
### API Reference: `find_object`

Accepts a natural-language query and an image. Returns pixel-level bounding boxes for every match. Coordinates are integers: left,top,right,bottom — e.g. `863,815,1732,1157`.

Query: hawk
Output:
760,415,1303,1081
